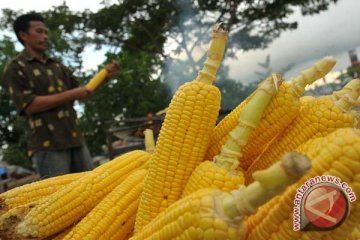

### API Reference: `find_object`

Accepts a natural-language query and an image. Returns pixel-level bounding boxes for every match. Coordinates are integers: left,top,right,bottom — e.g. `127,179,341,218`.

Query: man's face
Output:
20,21,49,52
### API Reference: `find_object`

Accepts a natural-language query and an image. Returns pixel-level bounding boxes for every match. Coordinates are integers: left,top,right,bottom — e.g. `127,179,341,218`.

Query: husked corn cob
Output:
12,150,150,239
51,225,75,240
130,152,310,240
85,68,108,91
63,168,147,240
143,129,155,154
245,83,360,183
299,95,315,107
205,57,336,171
355,111,360,129
0,202,37,239
0,172,85,215
246,136,324,231
245,195,280,231
247,128,360,240
135,23,226,232
182,74,282,196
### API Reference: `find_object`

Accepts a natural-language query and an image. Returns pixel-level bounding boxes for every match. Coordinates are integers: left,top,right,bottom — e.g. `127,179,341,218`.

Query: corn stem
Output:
291,56,336,97
214,74,283,171
196,23,228,85
220,152,310,220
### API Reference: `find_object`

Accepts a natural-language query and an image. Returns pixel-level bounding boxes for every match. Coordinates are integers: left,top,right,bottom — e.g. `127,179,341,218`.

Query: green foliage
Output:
346,63,360,79
81,51,170,154
0,36,30,169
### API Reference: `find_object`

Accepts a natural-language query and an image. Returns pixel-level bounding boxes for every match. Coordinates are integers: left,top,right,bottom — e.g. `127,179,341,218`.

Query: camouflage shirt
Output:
3,51,84,153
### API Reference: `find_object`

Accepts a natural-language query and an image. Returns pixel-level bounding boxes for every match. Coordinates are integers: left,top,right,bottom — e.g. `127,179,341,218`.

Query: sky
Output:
0,0,359,86
226,0,360,84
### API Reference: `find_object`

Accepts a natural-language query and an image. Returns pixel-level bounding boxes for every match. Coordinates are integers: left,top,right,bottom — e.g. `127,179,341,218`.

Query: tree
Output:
0,0,340,160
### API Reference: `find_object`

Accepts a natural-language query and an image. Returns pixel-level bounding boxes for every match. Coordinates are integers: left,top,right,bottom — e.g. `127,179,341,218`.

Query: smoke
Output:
162,2,217,94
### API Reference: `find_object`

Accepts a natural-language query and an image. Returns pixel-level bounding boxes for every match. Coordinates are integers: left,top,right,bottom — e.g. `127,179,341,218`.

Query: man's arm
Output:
24,86,91,115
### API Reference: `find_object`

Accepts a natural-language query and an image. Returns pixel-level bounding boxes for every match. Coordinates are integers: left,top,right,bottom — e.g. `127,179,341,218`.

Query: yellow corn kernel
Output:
182,74,282,197
245,195,280,232
135,23,226,232
206,57,336,171
0,172,85,215
182,161,244,196
354,111,360,129
63,169,147,240
13,150,149,239
131,152,310,240
85,68,108,91
300,95,315,108
245,86,360,184
51,225,75,240
247,128,360,240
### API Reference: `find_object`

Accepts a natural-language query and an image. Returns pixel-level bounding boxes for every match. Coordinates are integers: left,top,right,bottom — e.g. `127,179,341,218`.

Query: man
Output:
3,13,119,178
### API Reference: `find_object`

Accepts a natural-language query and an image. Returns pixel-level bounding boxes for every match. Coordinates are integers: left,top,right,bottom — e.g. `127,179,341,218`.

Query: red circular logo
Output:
303,184,349,229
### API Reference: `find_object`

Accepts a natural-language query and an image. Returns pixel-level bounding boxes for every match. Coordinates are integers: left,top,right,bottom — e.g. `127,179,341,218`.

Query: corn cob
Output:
0,172,85,215
245,83,360,184
246,96,358,230
299,95,315,106
130,152,310,240
135,23,226,232
247,128,360,240
182,74,282,196
205,57,336,171
11,150,149,239
85,68,108,91
245,195,280,232
51,225,75,240
355,111,360,129
245,136,324,231
144,129,155,154
63,168,147,240
0,130,154,239
0,202,37,240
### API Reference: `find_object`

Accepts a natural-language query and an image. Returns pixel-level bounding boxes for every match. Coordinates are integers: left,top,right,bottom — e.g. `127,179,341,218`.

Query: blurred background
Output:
0,0,359,171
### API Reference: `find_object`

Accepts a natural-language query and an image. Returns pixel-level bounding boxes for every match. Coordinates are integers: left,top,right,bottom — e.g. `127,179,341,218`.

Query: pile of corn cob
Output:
1,23,359,240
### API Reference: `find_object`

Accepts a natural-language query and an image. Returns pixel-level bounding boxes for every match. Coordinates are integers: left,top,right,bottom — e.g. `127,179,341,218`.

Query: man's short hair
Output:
13,13,45,45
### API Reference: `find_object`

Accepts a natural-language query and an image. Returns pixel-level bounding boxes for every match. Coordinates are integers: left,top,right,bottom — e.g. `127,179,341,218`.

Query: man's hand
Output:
105,60,120,79
71,87,92,101
24,87,93,115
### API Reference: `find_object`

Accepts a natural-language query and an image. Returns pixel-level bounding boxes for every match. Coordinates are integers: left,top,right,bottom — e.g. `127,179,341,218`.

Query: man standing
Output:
3,13,119,178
